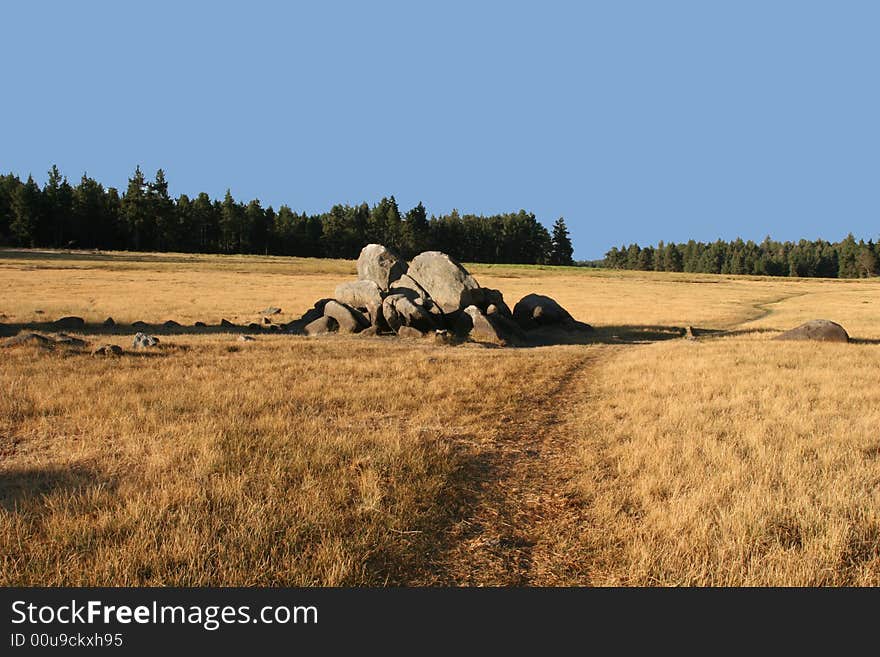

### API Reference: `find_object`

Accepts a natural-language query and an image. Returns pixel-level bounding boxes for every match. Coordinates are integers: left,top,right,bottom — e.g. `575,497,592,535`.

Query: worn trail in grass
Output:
416,349,610,585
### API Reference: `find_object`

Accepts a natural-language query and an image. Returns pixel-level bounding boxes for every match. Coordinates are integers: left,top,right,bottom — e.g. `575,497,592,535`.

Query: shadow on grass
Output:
0,320,266,339
0,464,116,513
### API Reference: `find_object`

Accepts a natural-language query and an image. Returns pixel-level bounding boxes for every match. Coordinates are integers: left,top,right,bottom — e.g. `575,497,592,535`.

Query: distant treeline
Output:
604,237,879,278
0,165,575,265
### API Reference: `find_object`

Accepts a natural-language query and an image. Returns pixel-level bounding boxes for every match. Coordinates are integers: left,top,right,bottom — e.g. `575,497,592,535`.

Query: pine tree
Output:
402,202,429,258
149,169,176,250
43,165,73,247
549,217,574,265
10,175,42,247
121,166,150,250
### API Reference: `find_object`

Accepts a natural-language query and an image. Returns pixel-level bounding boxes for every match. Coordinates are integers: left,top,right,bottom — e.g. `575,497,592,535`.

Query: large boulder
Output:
406,251,483,313
356,244,408,291
322,300,370,334
304,316,338,336
382,294,438,334
513,293,574,329
334,280,384,321
774,319,849,343
456,305,526,346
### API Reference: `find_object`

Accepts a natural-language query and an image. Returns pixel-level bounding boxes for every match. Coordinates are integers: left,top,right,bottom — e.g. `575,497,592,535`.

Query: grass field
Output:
2,248,879,585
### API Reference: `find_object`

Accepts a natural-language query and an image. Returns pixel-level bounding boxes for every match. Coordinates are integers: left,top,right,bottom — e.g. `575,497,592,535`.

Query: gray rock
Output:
334,280,385,319
406,251,482,313
238,335,256,342
433,329,456,346
456,305,526,346
92,344,123,356
397,325,425,339
132,332,160,348
774,319,849,343
260,306,282,315
290,299,332,329
481,289,512,317
304,315,339,335
323,300,370,333
356,244,408,291
1,332,54,348
389,273,429,300
359,325,380,337
382,294,438,333
513,294,575,329
54,316,85,330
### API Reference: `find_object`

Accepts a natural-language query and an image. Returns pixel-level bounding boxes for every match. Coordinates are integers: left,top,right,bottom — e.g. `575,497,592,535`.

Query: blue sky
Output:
2,1,877,259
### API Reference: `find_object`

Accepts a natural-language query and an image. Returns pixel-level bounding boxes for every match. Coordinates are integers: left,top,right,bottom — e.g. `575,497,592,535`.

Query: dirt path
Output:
422,348,611,586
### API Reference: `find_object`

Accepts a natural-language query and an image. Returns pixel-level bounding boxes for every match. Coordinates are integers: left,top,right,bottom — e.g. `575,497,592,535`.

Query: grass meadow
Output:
1,249,879,585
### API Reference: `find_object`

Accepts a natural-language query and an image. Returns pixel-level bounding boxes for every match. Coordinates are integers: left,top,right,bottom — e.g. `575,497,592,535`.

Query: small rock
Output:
194,321,207,328
359,326,380,337
433,329,456,346
132,332,160,348
262,316,272,324
163,320,182,328
132,321,150,329
92,344,123,356
238,335,256,342
260,306,282,315
220,319,235,328
247,322,262,330
397,325,425,339
54,316,85,330
103,317,116,327
683,326,697,340
304,316,339,335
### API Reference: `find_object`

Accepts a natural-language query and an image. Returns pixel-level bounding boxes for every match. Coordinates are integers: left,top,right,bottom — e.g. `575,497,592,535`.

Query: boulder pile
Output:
284,244,592,346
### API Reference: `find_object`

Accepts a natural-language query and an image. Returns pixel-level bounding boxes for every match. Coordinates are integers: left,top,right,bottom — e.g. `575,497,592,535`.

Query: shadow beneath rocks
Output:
849,337,880,345
0,320,274,339
523,324,696,346
0,464,116,513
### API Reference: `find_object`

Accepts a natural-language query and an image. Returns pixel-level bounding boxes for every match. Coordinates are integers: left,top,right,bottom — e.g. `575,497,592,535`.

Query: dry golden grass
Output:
570,337,880,585
1,335,584,585
2,248,880,586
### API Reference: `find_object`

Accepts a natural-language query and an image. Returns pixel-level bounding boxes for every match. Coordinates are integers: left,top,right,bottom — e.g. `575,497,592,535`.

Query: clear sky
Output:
2,1,877,259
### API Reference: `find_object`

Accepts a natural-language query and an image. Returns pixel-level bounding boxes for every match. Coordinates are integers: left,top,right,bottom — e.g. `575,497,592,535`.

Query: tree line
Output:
604,236,879,278
0,165,575,265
